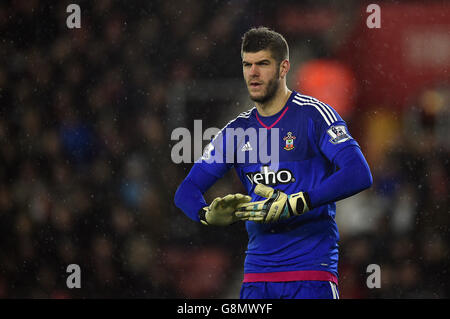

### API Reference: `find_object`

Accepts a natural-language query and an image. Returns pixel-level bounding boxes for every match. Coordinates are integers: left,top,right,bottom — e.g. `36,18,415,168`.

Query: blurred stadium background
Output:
0,0,448,298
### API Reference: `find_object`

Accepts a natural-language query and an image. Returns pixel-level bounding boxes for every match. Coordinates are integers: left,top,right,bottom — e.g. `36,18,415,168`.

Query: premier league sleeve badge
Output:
327,125,351,144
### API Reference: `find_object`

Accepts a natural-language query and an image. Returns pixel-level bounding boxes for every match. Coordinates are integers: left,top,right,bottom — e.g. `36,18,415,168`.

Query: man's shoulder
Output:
223,107,255,128
289,92,341,126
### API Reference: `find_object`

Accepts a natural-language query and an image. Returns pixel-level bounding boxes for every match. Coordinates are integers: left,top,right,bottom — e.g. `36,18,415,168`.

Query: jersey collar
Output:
255,91,296,129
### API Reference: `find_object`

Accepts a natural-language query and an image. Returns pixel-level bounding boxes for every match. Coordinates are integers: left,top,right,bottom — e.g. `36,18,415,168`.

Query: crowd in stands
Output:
0,0,447,298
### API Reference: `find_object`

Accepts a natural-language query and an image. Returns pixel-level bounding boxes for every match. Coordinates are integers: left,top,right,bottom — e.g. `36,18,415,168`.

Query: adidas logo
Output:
241,141,253,152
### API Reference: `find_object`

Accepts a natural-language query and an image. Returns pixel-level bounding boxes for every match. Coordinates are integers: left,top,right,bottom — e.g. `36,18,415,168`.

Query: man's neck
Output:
256,86,292,117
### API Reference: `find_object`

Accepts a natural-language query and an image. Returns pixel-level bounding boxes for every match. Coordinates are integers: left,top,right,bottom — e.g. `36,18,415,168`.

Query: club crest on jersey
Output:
327,125,351,144
283,132,296,150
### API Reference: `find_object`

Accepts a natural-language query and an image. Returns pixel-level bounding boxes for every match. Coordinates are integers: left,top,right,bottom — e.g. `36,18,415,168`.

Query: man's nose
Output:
249,64,259,77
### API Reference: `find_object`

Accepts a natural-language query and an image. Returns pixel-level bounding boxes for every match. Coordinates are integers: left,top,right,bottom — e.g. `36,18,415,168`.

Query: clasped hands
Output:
200,184,309,226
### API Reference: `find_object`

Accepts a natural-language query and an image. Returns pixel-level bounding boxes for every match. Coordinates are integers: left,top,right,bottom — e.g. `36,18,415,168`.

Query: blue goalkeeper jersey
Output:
193,90,361,281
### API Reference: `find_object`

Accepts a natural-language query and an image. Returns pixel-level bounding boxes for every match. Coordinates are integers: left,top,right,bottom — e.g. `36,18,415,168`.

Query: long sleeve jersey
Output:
174,91,373,284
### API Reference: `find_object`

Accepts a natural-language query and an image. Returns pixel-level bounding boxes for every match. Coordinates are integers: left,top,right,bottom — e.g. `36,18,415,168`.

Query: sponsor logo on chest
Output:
245,165,295,186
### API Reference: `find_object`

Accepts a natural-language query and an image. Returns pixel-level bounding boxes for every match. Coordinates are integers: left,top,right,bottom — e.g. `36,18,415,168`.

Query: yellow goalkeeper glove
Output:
199,193,252,226
235,184,310,223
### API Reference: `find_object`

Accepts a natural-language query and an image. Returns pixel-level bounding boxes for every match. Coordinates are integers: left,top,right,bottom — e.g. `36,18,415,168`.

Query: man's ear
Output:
279,59,290,79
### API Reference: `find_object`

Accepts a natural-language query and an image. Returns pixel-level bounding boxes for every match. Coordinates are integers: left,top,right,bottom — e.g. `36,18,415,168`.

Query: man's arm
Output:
174,165,217,222
307,145,372,209
308,104,373,209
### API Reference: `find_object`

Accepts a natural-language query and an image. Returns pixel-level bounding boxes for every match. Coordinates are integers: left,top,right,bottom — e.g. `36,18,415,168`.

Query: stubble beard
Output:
248,70,280,104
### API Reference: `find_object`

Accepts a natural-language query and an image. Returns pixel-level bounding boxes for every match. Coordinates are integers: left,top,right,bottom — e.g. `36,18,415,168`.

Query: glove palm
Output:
201,194,252,226
235,184,310,223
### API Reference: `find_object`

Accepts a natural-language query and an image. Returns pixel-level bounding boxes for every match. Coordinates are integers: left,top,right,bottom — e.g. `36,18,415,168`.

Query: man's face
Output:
242,50,281,104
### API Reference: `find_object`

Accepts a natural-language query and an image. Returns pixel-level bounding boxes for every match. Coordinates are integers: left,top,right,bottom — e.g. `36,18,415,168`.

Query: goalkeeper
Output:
174,27,372,299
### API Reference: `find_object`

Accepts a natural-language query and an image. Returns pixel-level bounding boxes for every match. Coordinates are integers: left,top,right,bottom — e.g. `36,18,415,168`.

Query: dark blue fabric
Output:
308,145,373,208
240,281,339,299
174,165,218,222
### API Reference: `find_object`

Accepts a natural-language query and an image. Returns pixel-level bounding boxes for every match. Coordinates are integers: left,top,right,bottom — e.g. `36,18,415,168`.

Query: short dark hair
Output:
241,27,289,64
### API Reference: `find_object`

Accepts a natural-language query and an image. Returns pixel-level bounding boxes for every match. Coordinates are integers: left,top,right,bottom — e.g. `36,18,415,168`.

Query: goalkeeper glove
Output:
198,193,252,226
235,184,310,223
